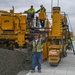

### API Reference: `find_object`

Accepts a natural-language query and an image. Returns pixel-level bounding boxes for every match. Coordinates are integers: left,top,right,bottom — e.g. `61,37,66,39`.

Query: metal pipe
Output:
51,0,53,14
57,0,59,6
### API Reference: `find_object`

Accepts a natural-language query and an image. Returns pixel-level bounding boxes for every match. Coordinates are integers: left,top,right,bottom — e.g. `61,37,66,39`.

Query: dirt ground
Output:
0,48,32,75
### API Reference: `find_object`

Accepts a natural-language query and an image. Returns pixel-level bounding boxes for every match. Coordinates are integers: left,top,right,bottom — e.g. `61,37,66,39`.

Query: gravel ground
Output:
0,48,32,75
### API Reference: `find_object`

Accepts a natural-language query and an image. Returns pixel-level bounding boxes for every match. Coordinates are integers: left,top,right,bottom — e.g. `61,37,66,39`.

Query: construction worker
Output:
24,5,35,18
26,33,47,73
68,37,74,50
24,5,35,28
36,5,46,28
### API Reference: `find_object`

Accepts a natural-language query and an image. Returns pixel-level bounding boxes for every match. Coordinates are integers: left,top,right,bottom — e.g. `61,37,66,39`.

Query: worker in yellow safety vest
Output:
68,37,74,50
24,5,35,28
68,37,73,43
36,5,46,28
24,5,35,18
26,33,48,73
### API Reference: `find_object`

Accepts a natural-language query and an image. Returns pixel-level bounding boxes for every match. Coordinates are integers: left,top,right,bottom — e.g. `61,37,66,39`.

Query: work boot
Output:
38,70,41,73
31,70,35,73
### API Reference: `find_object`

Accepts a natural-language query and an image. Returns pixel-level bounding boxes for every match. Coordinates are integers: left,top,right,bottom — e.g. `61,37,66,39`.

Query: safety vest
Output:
68,39,71,43
27,8,35,14
71,37,73,40
40,8,46,12
32,39,43,52
68,37,73,43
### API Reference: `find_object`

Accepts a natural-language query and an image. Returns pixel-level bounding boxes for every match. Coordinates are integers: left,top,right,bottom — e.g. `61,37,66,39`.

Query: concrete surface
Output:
17,50,75,75
17,41,75,75
0,48,32,75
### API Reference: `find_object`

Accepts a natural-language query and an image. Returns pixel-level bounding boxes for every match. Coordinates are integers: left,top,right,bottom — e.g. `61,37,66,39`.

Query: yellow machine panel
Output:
43,42,48,61
1,16,14,30
17,33,25,47
39,12,46,20
15,14,27,31
51,7,62,37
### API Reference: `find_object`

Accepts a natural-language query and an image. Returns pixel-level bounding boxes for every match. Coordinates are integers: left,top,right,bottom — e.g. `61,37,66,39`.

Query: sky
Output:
0,0,75,35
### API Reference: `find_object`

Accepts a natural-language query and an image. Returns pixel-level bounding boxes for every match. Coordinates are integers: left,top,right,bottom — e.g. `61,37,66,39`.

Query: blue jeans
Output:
32,53,42,70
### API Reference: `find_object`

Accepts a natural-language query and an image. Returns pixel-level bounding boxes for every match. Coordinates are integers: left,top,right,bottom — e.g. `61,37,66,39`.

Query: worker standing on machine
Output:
26,33,47,73
36,5,46,28
68,37,74,51
24,5,35,28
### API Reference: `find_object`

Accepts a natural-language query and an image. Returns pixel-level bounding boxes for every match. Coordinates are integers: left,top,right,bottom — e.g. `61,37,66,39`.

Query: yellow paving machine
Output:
0,7,30,49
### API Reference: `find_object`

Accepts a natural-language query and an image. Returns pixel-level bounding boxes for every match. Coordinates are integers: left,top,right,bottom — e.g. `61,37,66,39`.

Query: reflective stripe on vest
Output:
32,39,43,52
